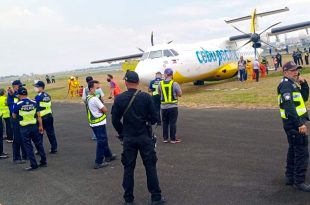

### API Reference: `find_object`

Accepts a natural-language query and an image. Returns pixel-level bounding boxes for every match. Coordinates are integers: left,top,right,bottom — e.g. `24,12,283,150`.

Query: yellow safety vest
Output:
86,95,106,125
278,91,307,119
160,80,178,104
152,81,160,96
0,96,10,118
40,101,52,117
14,97,19,103
19,109,37,126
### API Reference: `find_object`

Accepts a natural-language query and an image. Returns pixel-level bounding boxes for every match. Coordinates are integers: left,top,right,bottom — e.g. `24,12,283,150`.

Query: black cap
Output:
86,76,93,83
283,61,302,71
12,80,25,86
124,71,139,83
17,87,28,95
34,80,45,88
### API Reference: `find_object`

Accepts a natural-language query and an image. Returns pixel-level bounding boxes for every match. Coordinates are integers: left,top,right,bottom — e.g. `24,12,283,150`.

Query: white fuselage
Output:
135,38,259,84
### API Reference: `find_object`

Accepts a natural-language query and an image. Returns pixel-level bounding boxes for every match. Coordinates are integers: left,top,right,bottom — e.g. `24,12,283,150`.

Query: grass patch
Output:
1,64,310,109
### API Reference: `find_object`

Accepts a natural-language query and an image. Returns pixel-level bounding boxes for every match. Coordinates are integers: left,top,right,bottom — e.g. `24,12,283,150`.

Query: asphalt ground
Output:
1,103,310,205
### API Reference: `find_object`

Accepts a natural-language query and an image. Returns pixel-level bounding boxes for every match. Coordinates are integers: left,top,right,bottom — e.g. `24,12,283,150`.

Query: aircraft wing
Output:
269,21,310,35
225,7,289,24
229,33,251,41
91,53,143,64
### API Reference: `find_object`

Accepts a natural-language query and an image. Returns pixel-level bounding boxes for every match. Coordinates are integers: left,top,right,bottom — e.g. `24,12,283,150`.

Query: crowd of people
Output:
237,56,268,82
0,80,58,170
0,69,183,205
292,48,310,66
2,58,310,203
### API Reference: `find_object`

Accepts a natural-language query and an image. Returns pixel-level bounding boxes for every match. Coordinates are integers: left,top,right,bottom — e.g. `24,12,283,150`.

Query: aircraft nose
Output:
135,64,151,84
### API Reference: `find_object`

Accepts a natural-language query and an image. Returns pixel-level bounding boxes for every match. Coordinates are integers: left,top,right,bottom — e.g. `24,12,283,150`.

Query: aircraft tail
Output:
225,7,289,25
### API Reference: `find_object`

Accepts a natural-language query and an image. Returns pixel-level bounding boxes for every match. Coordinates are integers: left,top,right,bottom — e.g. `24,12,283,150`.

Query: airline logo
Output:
196,48,253,66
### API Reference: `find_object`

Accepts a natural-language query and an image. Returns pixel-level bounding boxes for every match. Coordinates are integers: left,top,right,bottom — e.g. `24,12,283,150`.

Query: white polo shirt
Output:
87,96,107,127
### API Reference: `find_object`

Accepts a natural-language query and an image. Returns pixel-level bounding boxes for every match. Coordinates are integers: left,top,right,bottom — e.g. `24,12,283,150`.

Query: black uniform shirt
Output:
277,77,309,128
111,88,157,137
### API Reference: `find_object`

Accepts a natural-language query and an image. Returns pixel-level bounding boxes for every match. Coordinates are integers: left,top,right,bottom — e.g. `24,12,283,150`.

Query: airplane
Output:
91,7,310,85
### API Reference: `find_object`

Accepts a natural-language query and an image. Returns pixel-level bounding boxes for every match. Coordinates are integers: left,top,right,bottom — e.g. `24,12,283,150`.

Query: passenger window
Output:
149,50,162,59
170,49,179,56
141,52,149,61
163,49,174,57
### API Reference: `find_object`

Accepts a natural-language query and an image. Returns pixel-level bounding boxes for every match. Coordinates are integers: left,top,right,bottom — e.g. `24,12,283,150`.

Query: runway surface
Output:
1,103,310,205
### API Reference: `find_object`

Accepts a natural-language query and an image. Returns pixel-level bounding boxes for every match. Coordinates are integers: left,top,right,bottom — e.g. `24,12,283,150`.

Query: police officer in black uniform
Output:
278,61,310,191
111,71,165,205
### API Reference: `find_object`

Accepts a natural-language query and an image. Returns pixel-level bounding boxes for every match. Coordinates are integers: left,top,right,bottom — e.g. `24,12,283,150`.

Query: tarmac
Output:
1,103,310,205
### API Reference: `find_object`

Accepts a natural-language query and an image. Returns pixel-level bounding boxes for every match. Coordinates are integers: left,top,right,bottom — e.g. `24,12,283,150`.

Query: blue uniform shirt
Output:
149,78,162,91
13,98,39,124
34,92,51,111
7,91,18,114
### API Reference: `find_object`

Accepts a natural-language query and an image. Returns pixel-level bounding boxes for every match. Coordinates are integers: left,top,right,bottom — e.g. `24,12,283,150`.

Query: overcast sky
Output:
0,0,308,76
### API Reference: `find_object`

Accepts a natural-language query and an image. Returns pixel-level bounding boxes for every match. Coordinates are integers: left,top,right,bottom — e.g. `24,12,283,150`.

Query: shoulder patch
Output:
283,93,291,101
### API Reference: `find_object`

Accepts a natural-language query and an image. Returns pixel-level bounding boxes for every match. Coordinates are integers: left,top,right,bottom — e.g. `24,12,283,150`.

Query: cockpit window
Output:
141,52,149,61
163,49,174,57
170,49,179,56
149,50,162,59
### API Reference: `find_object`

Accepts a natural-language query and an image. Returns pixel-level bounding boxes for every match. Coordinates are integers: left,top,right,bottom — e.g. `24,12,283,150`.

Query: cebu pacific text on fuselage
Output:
196,48,239,66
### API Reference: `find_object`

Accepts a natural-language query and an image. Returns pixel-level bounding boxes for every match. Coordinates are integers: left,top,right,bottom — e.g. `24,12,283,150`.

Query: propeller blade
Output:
237,39,252,50
167,40,173,44
137,47,144,52
260,39,277,49
259,22,281,35
151,31,154,46
231,25,249,35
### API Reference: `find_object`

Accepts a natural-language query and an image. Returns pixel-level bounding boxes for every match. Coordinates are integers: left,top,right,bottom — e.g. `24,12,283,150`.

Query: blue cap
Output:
12,80,25,86
34,81,45,88
164,68,173,75
17,87,28,95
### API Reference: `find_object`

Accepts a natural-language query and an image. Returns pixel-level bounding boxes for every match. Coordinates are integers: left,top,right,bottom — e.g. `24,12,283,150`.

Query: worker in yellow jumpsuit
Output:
74,77,80,96
246,59,254,81
68,76,78,97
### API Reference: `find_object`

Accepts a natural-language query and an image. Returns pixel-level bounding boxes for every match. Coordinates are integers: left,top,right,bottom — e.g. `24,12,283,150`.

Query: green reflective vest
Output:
19,109,37,126
0,96,10,118
152,82,160,96
86,95,106,125
278,91,307,119
160,80,178,104
40,101,52,117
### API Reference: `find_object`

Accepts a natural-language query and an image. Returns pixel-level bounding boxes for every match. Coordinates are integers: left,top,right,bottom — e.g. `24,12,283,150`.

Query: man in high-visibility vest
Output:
278,61,310,191
12,87,46,171
149,72,163,125
86,80,116,169
82,76,105,141
158,68,182,144
0,89,13,143
8,80,27,163
34,81,58,154
0,104,9,159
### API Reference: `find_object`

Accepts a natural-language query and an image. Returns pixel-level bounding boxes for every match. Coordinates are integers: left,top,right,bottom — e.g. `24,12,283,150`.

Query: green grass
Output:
1,60,310,109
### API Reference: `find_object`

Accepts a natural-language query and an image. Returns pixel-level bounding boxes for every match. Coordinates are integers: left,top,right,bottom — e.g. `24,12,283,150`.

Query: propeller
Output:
137,32,174,53
151,31,154,46
234,21,281,55
137,47,145,52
